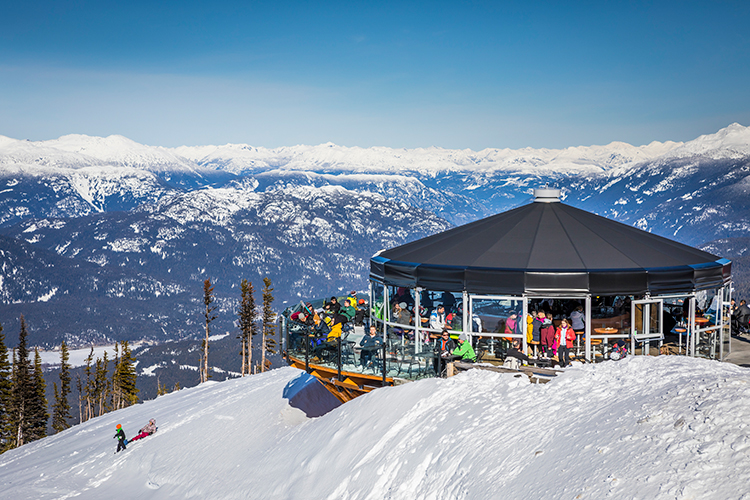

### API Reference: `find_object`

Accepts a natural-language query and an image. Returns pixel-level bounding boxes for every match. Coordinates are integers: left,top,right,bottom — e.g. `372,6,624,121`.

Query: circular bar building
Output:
369,188,732,361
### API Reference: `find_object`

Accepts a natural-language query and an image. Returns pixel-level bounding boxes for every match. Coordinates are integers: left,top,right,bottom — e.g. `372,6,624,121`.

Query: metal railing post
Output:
337,336,342,381
382,340,387,386
305,329,310,374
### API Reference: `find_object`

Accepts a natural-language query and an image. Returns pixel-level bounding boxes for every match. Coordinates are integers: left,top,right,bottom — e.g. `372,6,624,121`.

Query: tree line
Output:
200,276,277,382
0,275,278,453
0,316,139,454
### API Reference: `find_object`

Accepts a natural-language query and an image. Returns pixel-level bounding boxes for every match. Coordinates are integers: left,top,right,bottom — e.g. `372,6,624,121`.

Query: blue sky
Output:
1,0,749,149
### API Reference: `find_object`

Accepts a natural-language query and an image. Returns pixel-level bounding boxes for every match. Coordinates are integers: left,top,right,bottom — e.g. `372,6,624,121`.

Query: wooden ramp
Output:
287,355,393,403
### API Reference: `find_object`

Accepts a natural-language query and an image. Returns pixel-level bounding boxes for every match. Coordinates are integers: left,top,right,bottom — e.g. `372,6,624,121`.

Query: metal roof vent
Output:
533,188,561,203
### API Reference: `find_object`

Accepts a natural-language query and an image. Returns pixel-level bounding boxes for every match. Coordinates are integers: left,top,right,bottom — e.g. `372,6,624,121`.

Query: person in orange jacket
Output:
555,318,576,367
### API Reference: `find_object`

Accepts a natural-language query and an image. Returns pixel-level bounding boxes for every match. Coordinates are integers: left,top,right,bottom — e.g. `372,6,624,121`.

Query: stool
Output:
529,340,540,357
675,328,686,354
575,331,584,357
589,338,603,360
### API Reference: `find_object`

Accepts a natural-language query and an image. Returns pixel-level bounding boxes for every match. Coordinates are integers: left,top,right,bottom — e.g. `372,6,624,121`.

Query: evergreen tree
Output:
110,343,120,410
112,341,138,409
82,347,94,422
27,348,48,441
156,375,167,396
75,374,83,425
51,341,72,433
94,352,109,417
201,279,217,383
238,279,257,376
0,322,13,452
9,316,33,448
261,277,276,373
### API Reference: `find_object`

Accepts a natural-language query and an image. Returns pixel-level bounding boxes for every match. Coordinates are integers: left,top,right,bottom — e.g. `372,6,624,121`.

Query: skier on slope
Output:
114,424,127,453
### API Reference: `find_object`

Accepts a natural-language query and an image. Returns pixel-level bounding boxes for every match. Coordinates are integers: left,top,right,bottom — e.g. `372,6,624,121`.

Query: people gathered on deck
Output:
289,292,672,377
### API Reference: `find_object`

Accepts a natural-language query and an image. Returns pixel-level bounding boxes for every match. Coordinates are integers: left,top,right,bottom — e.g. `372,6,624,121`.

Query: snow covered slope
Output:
1,358,749,500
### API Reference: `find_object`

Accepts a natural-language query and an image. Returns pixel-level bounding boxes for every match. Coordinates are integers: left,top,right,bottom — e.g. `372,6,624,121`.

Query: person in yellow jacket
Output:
526,311,535,344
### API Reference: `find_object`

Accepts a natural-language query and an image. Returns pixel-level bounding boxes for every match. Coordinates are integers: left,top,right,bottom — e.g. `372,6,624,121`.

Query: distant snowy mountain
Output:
0,185,451,345
175,136,680,175
0,124,748,345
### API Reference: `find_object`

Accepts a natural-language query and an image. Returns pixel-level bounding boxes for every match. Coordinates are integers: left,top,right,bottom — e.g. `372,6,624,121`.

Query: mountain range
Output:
0,124,748,348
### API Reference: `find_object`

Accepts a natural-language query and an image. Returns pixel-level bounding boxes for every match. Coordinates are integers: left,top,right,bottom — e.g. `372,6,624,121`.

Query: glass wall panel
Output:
589,295,631,332
470,296,524,361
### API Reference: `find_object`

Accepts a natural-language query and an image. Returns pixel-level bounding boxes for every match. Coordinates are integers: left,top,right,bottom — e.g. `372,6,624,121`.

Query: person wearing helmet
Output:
130,418,157,442
113,424,127,453
354,299,368,326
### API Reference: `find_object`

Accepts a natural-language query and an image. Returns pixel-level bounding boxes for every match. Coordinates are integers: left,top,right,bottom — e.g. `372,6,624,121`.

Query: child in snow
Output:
113,424,127,453
129,418,157,442
610,339,628,360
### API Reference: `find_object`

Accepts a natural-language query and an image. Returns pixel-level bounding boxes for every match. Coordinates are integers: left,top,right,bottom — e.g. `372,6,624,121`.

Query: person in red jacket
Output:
555,318,576,367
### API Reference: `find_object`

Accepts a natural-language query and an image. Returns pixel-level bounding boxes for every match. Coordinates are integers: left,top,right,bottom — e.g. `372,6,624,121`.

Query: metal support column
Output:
521,296,528,355
415,287,422,353
585,295,592,362
463,290,470,344
689,296,696,357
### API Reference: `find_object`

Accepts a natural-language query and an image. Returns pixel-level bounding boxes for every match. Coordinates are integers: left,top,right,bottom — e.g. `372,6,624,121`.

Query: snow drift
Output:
1,357,749,499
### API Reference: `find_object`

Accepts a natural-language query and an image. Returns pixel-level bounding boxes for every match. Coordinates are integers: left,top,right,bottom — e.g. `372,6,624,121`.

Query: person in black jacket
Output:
359,325,383,368
326,297,341,315
114,424,127,453
505,339,551,368
735,300,750,335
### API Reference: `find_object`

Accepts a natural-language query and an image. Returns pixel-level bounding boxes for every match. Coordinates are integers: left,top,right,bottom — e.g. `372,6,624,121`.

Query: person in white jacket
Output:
429,304,446,331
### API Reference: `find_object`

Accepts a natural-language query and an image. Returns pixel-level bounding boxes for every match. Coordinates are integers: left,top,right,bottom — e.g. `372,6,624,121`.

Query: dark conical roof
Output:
370,198,731,295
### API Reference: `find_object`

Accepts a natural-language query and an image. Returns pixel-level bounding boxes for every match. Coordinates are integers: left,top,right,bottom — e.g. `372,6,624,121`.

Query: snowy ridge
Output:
176,137,684,176
2,124,747,178
664,123,750,159
0,134,204,175
0,128,696,177
1,358,749,499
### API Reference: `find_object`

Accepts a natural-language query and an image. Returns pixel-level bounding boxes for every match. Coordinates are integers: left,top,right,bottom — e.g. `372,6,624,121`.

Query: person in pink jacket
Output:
129,418,157,442
555,318,576,368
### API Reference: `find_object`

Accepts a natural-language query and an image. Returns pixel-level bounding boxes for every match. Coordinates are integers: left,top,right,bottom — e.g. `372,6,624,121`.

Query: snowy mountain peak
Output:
666,122,750,159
